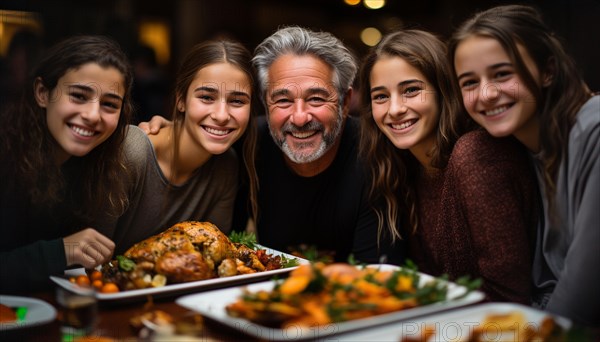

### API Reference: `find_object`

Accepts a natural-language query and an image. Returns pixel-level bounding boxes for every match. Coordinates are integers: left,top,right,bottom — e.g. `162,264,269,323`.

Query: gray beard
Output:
268,105,344,164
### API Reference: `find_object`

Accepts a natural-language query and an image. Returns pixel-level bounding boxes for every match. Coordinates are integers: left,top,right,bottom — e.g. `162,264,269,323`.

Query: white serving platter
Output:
333,302,572,341
176,264,485,340
51,246,306,302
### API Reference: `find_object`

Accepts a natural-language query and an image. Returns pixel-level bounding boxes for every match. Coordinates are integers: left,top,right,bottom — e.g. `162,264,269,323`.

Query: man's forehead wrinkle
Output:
270,83,335,97
270,85,298,98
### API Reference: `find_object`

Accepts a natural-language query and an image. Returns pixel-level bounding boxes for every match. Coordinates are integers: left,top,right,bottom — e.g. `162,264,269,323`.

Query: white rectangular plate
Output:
333,302,572,341
50,246,307,302
176,264,485,340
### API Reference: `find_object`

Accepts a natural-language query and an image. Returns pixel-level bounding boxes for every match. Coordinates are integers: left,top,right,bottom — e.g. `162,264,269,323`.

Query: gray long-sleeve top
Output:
532,95,600,326
98,126,239,254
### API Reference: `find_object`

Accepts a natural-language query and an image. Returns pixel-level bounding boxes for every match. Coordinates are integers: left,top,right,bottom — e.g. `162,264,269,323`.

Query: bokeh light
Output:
364,0,385,10
139,20,171,65
360,27,382,46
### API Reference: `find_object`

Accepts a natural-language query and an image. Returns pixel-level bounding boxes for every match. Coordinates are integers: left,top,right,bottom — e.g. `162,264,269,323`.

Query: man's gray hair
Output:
253,26,357,105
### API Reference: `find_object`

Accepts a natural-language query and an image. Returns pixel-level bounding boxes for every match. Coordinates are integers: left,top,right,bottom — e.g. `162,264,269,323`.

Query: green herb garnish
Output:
454,275,482,300
281,254,300,268
15,307,27,321
304,267,328,293
347,254,357,265
116,255,136,272
229,231,258,250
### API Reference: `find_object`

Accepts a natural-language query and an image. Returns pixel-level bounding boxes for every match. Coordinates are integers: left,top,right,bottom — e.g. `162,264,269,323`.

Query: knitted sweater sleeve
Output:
451,131,535,303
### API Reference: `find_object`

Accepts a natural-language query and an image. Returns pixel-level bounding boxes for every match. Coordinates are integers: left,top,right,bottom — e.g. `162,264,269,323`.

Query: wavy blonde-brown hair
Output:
359,30,472,240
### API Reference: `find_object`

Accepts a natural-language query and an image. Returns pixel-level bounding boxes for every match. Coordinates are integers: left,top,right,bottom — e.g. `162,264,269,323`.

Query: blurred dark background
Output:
2,0,599,121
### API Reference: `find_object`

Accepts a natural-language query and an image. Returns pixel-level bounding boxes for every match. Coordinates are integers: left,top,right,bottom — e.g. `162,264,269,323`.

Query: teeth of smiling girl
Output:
291,131,315,139
391,120,415,130
205,127,230,136
71,125,95,137
485,105,509,116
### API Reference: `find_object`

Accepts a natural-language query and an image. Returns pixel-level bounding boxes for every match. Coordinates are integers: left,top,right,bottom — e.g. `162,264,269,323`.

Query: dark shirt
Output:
233,116,403,264
0,161,83,294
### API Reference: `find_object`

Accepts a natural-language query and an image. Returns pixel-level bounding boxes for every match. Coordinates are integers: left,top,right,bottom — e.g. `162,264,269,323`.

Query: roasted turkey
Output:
102,221,282,289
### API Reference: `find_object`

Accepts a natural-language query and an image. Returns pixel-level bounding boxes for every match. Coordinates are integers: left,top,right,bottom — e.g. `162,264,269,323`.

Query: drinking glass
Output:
56,286,97,341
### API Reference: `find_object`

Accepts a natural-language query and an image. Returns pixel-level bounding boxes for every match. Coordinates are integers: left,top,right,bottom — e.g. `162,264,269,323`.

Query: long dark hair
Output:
0,35,134,222
359,29,472,240
169,40,259,222
448,4,592,212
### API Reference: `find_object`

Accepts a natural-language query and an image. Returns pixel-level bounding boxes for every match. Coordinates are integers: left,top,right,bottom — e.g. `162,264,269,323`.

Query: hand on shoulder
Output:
138,115,172,135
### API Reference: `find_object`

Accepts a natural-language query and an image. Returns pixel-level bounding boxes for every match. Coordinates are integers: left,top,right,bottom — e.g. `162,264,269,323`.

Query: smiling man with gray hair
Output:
141,26,402,263
233,26,402,263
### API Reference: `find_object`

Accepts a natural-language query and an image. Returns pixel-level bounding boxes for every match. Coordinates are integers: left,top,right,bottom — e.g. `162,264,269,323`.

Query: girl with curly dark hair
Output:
0,35,134,293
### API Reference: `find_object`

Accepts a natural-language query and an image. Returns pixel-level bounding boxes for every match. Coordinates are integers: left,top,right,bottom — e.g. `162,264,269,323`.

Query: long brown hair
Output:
169,40,259,222
359,30,471,240
0,35,133,222
448,4,592,213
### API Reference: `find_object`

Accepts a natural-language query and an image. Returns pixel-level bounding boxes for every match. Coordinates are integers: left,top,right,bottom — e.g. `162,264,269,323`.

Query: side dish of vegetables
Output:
226,262,477,328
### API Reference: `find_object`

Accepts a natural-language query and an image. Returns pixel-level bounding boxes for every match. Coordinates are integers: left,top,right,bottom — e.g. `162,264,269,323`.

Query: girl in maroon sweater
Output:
358,30,537,303
450,4,599,325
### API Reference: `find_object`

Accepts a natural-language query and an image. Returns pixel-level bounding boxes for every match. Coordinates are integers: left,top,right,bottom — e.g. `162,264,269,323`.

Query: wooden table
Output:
3,289,598,342
1,290,257,341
